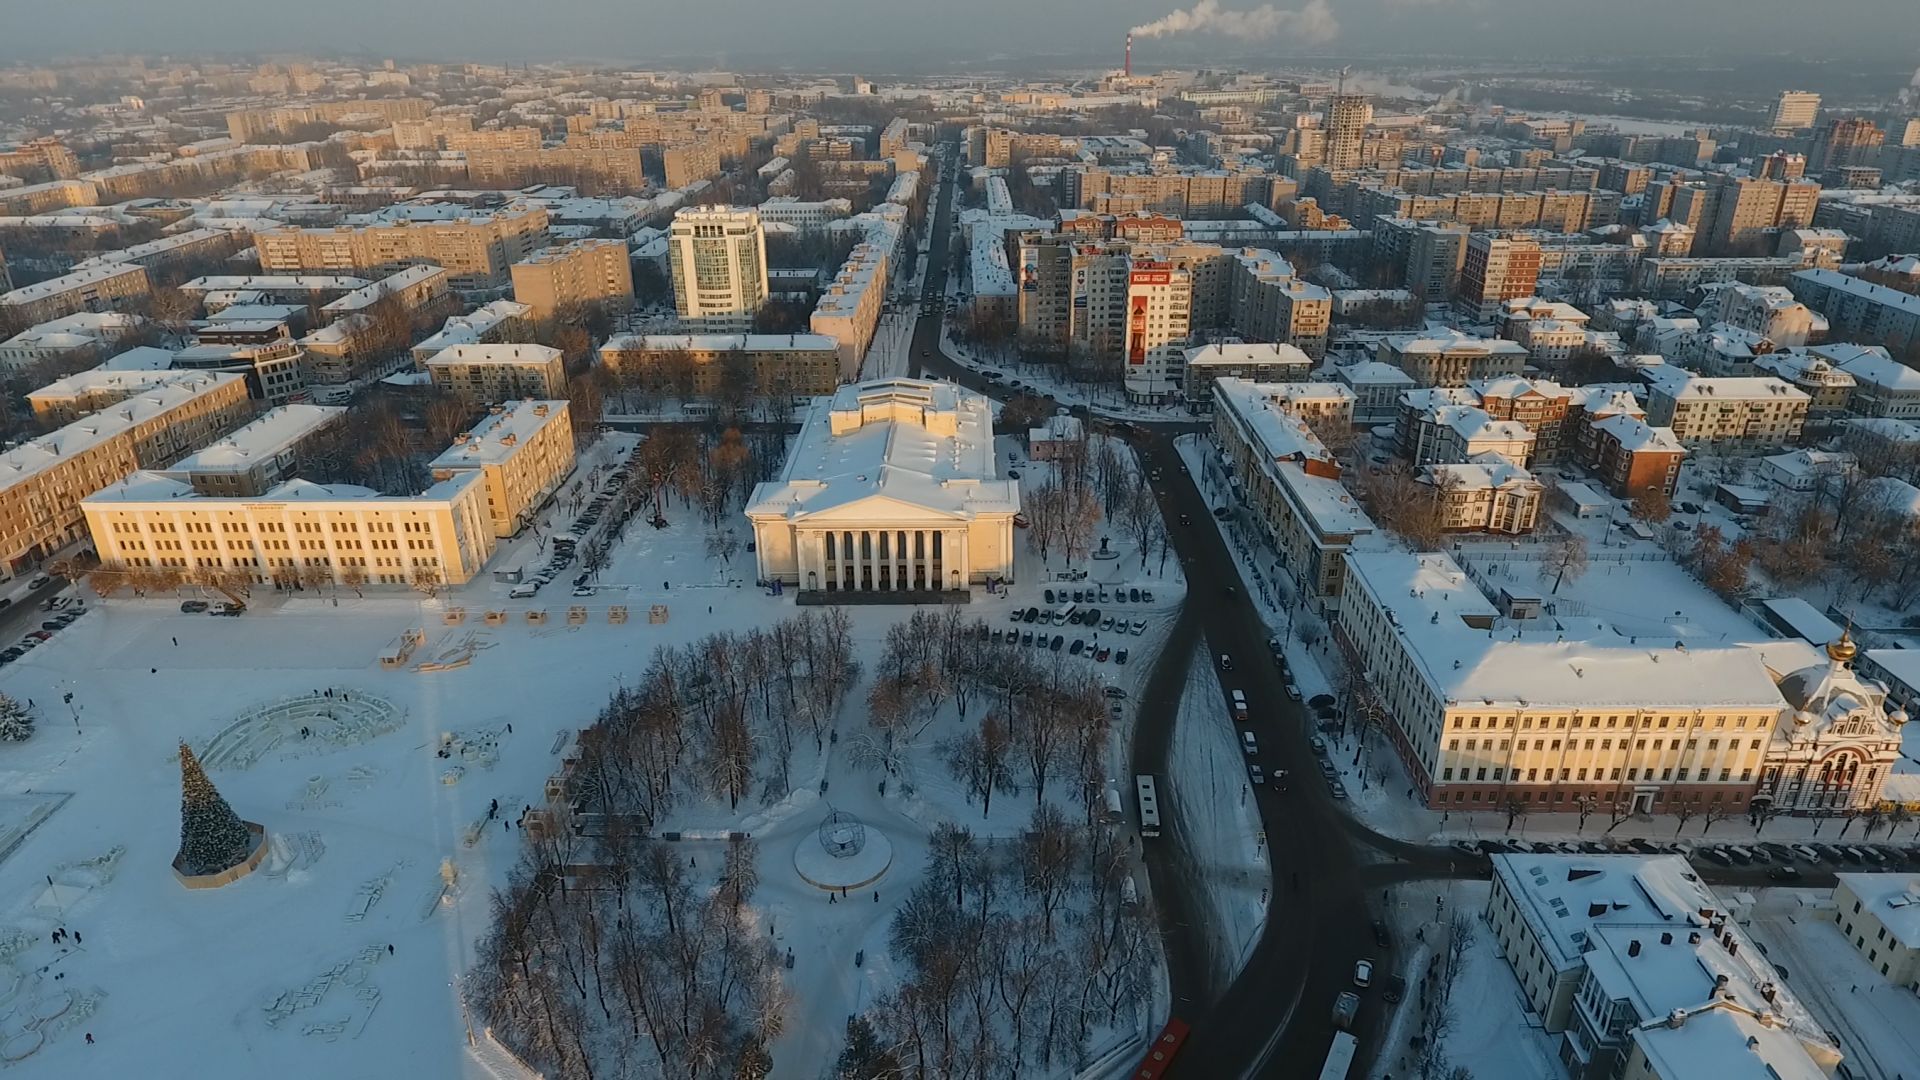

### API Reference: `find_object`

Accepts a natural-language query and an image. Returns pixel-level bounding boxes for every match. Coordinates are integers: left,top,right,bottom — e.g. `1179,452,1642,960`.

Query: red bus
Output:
1134,1017,1191,1079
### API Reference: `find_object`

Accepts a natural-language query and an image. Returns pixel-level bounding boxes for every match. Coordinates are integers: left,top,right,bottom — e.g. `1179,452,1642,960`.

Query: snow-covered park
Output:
0,422,1185,1078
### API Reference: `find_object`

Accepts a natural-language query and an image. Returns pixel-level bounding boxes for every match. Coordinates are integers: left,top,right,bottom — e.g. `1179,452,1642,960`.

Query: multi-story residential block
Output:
1230,248,1332,358
160,405,347,497
1821,343,1920,418
1643,369,1810,449
1633,255,1806,300
1121,260,1191,404
424,343,567,401
1372,217,1469,302
509,239,633,322
669,206,769,332
745,379,1019,595
1212,377,1375,607
1400,401,1536,468
755,198,853,231
1809,117,1884,178
1787,268,1920,356
1771,91,1822,133
1751,350,1855,417
1587,414,1687,499
410,300,532,367
1338,551,1785,810
168,341,309,405
1833,874,1920,992
810,232,893,380
1694,283,1826,346
1457,234,1542,321
1472,375,1573,462
318,264,456,324
1379,329,1528,387
599,333,841,397
1498,299,1591,367
0,311,145,374
0,263,151,327
428,400,576,537
663,139,726,189
68,228,248,277
1181,342,1314,405
1486,854,1837,1080
1422,460,1543,535
0,371,251,569
224,98,428,142
254,209,550,292
84,468,495,588
467,147,646,194
1324,95,1371,171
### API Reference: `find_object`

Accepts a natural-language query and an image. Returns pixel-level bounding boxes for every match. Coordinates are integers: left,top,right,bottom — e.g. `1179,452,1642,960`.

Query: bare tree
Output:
1545,534,1588,595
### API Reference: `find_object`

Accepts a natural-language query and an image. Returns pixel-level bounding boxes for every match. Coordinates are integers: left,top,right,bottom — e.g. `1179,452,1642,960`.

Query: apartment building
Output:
424,343,567,401
254,209,551,292
0,312,145,374
1751,351,1855,417
810,235,892,380
1472,376,1573,463
1771,91,1821,133
1788,269,1920,356
1338,551,1785,810
1379,329,1528,387
1230,248,1333,358
225,98,428,142
1336,360,1417,426
1643,369,1810,450
1122,260,1191,405
509,239,634,322
1823,344,1920,418
1695,283,1826,346
168,341,309,405
1458,235,1543,321
663,139,726,189
84,468,495,588
1401,402,1536,468
318,265,456,324
1,263,151,327
669,206,768,332
427,400,575,537
600,333,841,397
1371,218,1469,303
467,147,646,194
0,371,251,569
1181,342,1314,405
1486,854,1837,1080
1325,94,1371,171
1212,377,1375,607
410,300,532,367
1422,461,1543,535
161,405,347,496
68,228,248,276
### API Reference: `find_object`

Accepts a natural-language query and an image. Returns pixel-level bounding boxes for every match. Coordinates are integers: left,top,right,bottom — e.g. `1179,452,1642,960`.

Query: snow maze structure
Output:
194,693,406,770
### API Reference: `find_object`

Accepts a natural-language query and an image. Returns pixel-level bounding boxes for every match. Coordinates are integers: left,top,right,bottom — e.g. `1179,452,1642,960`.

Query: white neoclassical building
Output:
746,379,1019,598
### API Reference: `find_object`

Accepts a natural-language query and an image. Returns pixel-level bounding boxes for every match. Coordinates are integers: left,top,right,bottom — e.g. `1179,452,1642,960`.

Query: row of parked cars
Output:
0,599,83,666
1043,586,1152,606
511,458,637,599
1450,834,1920,876
986,624,1131,665
1011,605,1150,637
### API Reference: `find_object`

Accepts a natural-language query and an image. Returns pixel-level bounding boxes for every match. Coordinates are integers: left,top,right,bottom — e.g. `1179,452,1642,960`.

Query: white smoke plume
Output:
1130,0,1341,43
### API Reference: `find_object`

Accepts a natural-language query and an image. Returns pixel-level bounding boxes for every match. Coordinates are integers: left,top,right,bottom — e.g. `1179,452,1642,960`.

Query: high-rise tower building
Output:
1325,94,1372,172
668,206,769,332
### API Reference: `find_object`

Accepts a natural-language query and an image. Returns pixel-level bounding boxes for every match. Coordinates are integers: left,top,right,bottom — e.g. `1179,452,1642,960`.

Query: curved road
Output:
905,143,1805,1078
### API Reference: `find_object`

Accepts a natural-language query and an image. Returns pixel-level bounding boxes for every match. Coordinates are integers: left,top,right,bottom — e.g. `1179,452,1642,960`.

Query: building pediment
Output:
788,492,975,524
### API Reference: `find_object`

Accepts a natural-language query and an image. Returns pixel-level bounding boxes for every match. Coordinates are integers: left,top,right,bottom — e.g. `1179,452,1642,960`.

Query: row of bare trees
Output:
567,609,859,827
840,814,1158,1079
471,827,781,1079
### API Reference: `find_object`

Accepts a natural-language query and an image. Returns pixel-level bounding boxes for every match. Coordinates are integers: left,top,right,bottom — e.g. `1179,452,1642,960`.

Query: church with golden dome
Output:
1756,631,1909,815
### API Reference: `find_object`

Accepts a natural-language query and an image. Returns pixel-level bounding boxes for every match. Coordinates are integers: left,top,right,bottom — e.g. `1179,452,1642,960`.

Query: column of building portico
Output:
956,528,970,592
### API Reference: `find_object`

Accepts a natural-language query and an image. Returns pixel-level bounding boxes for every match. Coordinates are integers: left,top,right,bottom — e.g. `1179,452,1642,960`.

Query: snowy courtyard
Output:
0,426,1185,1078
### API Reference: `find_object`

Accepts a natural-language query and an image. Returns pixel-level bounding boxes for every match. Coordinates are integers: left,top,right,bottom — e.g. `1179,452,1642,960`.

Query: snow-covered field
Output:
1165,644,1271,988
0,426,1183,1078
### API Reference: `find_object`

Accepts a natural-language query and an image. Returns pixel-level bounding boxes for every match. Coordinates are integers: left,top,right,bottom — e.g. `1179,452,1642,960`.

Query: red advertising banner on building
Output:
1127,295,1148,365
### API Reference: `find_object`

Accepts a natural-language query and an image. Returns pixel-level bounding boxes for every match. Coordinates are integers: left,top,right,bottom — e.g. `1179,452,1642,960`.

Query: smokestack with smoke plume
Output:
1130,0,1340,43
1126,32,1132,78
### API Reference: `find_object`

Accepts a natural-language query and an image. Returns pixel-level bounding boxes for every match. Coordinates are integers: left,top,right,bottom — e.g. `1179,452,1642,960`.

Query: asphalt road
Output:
903,143,1827,1078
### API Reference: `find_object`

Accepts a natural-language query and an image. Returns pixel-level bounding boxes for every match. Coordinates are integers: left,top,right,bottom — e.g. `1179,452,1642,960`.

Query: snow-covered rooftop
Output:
746,378,1018,523
1183,342,1314,369
603,333,839,353
422,343,561,369
1213,377,1374,538
1645,368,1811,403
1592,414,1686,454
1342,551,1780,710
164,405,347,475
428,400,568,469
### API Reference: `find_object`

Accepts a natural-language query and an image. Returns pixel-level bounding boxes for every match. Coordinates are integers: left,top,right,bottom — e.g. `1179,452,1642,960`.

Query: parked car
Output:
1115,649,1128,665
28,576,49,590
1129,588,1142,602
1023,607,1039,623
1700,847,1733,866
1332,991,1360,1030
1383,975,1407,1004
1218,653,1233,671
1069,639,1085,656
1249,765,1265,785
1353,959,1374,988
1095,647,1110,662
1372,920,1391,948
1767,866,1802,882
1330,781,1349,800
1131,619,1147,635
1309,736,1328,754
1045,589,1056,604
1242,731,1259,755
1021,631,1034,646
1051,635,1064,651
180,600,209,613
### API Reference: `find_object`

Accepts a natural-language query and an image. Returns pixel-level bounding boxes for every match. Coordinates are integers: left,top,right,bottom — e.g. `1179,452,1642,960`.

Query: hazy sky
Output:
4,0,1917,64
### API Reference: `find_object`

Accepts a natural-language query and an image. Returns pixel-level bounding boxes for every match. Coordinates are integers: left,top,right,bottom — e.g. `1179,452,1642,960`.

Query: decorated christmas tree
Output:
175,742,256,876
0,694,33,743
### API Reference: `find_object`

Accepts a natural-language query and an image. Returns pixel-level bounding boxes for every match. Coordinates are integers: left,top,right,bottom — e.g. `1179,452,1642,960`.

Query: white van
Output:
1230,689,1249,720
509,582,539,599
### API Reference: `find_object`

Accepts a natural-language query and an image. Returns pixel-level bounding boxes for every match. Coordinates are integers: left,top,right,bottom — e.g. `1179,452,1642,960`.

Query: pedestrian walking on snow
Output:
85,1033,93,1045
387,944,394,955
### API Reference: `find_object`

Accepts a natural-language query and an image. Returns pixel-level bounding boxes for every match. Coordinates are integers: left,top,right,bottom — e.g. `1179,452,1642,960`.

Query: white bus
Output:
1318,1031,1357,1080
1135,775,1162,838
